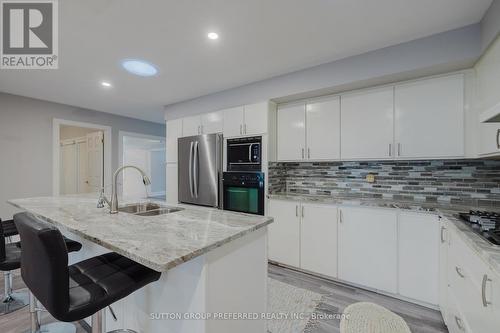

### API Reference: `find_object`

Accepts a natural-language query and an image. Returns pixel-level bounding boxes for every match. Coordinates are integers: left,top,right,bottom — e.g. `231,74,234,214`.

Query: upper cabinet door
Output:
166,119,182,163
243,102,268,135
395,74,464,159
306,97,340,160
201,111,223,134
222,106,245,138
182,115,201,137
277,103,306,161
341,88,394,160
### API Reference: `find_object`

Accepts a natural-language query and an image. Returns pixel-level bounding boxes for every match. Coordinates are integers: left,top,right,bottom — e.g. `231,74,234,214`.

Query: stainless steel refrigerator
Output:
178,134,223,207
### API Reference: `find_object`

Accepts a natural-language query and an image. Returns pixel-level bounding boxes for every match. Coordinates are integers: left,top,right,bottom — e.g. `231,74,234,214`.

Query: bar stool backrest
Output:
14,212,70,319
0,219,5,262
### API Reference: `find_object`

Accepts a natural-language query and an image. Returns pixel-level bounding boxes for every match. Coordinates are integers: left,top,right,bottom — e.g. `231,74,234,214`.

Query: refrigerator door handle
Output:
189,142,194,197
193,141,199,198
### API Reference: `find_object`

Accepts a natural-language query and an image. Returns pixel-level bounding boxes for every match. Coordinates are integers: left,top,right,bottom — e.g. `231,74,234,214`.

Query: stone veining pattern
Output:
8,195,273,272
269,159,500,207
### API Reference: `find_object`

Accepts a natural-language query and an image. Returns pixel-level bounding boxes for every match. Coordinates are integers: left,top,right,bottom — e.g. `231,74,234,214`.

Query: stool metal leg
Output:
0,271,29,314
25,292,76,333
91,310,103,333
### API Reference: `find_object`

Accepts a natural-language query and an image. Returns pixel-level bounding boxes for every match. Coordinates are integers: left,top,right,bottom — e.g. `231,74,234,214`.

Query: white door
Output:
300,203,338,278
223,106,245,137
398,212,440,305
201,111,223,134
277,103,306,161
243,102,268,135
341,87,394,160
166,163,178,205
479,123,500,156
60,143,78,194
166,119,182,163
268,200,300,267
182,115,201,136
395,74,464,159
306,97,341,160
77,141,89,193
338,206,398,293
86,131,104,193
439,218,450,320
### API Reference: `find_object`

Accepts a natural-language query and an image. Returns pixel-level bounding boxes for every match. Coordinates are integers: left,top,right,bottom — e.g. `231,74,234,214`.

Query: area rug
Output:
267,278,322,333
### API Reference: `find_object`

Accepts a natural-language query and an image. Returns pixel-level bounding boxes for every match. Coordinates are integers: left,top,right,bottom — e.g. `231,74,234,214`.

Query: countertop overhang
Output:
8,195,273,272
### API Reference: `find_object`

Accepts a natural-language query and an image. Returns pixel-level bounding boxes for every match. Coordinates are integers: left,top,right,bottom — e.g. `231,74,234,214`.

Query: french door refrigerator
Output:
178,134,223,207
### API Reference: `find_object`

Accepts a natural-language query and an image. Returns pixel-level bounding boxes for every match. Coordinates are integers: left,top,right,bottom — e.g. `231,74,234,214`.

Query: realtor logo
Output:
1,0,58,69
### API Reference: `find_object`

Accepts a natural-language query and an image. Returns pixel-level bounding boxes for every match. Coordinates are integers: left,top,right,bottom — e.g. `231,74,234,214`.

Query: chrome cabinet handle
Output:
108,306,118,321
295,205,298,217
339,209,343,223
482,274,492,307
397,143,401,156
497,129,500,149
440,226,446,243
389,143,392,157
301,206,304,218
244,123,247,134
301,148,305,159
240,124,242,135
455,266,465,278
455,316,465,331
307,148,310,159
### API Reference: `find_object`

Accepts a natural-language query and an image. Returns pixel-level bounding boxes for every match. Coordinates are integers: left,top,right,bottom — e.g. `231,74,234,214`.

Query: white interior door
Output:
60,143,78,194
341,87,394,160
300,203,338,277
86,131,104,193
277,103,305,161
77,141,89,193
306,97,340,160
338,206,398,293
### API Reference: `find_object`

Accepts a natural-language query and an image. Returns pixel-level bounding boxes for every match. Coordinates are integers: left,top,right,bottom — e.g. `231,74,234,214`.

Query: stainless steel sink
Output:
117,202,183,216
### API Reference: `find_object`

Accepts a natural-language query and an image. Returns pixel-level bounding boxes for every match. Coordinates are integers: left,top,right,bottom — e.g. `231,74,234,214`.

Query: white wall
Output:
0,92,165,220
165,25,481,120
60,125,97,140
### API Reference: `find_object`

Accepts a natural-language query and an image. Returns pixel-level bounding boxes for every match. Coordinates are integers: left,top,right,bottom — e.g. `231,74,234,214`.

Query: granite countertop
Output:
8,195,273,272
268,193,500,277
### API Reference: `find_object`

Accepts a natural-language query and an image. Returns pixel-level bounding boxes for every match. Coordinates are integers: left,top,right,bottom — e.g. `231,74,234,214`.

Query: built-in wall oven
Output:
222,172,265,215
226,136,261,171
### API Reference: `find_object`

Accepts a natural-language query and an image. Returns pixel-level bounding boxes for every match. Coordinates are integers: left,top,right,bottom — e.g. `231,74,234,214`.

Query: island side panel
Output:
206,227,268,333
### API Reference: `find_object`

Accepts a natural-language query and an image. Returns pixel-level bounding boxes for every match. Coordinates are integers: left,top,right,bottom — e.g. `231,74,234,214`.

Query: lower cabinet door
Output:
439,217,450,320
300,203,338,278
338,207,398,293
398,212,440,305
268,199,300,267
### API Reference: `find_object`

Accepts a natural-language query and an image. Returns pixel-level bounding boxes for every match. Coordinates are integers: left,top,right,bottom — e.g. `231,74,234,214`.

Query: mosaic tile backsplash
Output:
268,160,500,207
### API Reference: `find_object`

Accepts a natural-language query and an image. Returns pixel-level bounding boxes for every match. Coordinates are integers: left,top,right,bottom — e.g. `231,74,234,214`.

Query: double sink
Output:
118,202,184,216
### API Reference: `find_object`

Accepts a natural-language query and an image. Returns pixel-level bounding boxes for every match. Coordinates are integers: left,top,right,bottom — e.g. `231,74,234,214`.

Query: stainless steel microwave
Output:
226,136,261,171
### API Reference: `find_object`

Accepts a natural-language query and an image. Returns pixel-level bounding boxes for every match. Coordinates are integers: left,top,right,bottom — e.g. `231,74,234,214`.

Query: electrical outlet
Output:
366,174,375,183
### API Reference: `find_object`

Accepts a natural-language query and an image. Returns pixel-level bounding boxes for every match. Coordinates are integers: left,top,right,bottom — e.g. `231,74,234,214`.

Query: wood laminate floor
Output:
1,265,447,333
269,263,448,333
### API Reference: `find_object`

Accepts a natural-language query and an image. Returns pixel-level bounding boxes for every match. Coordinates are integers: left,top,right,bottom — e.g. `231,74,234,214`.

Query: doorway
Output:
119,131,166,200
53,119,112,196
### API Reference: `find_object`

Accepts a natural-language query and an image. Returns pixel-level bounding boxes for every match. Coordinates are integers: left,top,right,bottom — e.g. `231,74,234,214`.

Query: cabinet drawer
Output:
446,292,471,333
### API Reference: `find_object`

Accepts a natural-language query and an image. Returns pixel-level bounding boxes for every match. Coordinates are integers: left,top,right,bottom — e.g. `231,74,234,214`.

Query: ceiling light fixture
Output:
121,59,158,77
207,32,219,40
101,81,112,88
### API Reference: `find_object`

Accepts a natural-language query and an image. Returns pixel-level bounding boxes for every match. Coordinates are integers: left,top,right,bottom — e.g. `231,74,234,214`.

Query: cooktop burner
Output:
458,210,500,246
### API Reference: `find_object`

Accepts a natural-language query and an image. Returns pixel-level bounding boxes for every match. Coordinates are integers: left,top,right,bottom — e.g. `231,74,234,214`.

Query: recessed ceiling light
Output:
121,59,158,77
207,32,219,40
101,81,112,88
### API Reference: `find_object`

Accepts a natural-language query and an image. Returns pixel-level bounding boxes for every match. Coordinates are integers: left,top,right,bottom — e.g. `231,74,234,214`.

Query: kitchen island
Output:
8,194,273,333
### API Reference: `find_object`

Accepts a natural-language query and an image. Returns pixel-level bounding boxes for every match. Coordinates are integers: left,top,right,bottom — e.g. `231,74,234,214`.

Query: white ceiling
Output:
0,0,492,123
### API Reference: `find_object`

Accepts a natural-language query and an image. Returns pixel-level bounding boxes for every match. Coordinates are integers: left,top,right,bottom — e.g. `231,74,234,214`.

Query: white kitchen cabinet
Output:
479,122,500,156
244,102,269,135
306,97,341,160
166,119,182,163
267,199,300,267
182,115,202,136
439,217,450,320
222,106,245,137
338,207,398,293
166,163,178,205
341,87,394,160
398,212,440,305
395,74,464,159
277,103,306,161
201,111,223,134
300,203,338,278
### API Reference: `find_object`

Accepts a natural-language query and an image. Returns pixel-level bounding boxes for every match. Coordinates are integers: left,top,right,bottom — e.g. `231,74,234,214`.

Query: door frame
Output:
118,131,166,196
52,118,112,196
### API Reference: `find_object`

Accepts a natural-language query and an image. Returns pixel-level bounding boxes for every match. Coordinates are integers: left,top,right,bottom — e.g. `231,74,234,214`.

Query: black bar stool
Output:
14,212,161,333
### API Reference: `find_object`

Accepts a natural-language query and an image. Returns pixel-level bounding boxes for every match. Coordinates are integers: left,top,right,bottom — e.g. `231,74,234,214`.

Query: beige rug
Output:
267,278,322,333
340,302,411,333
